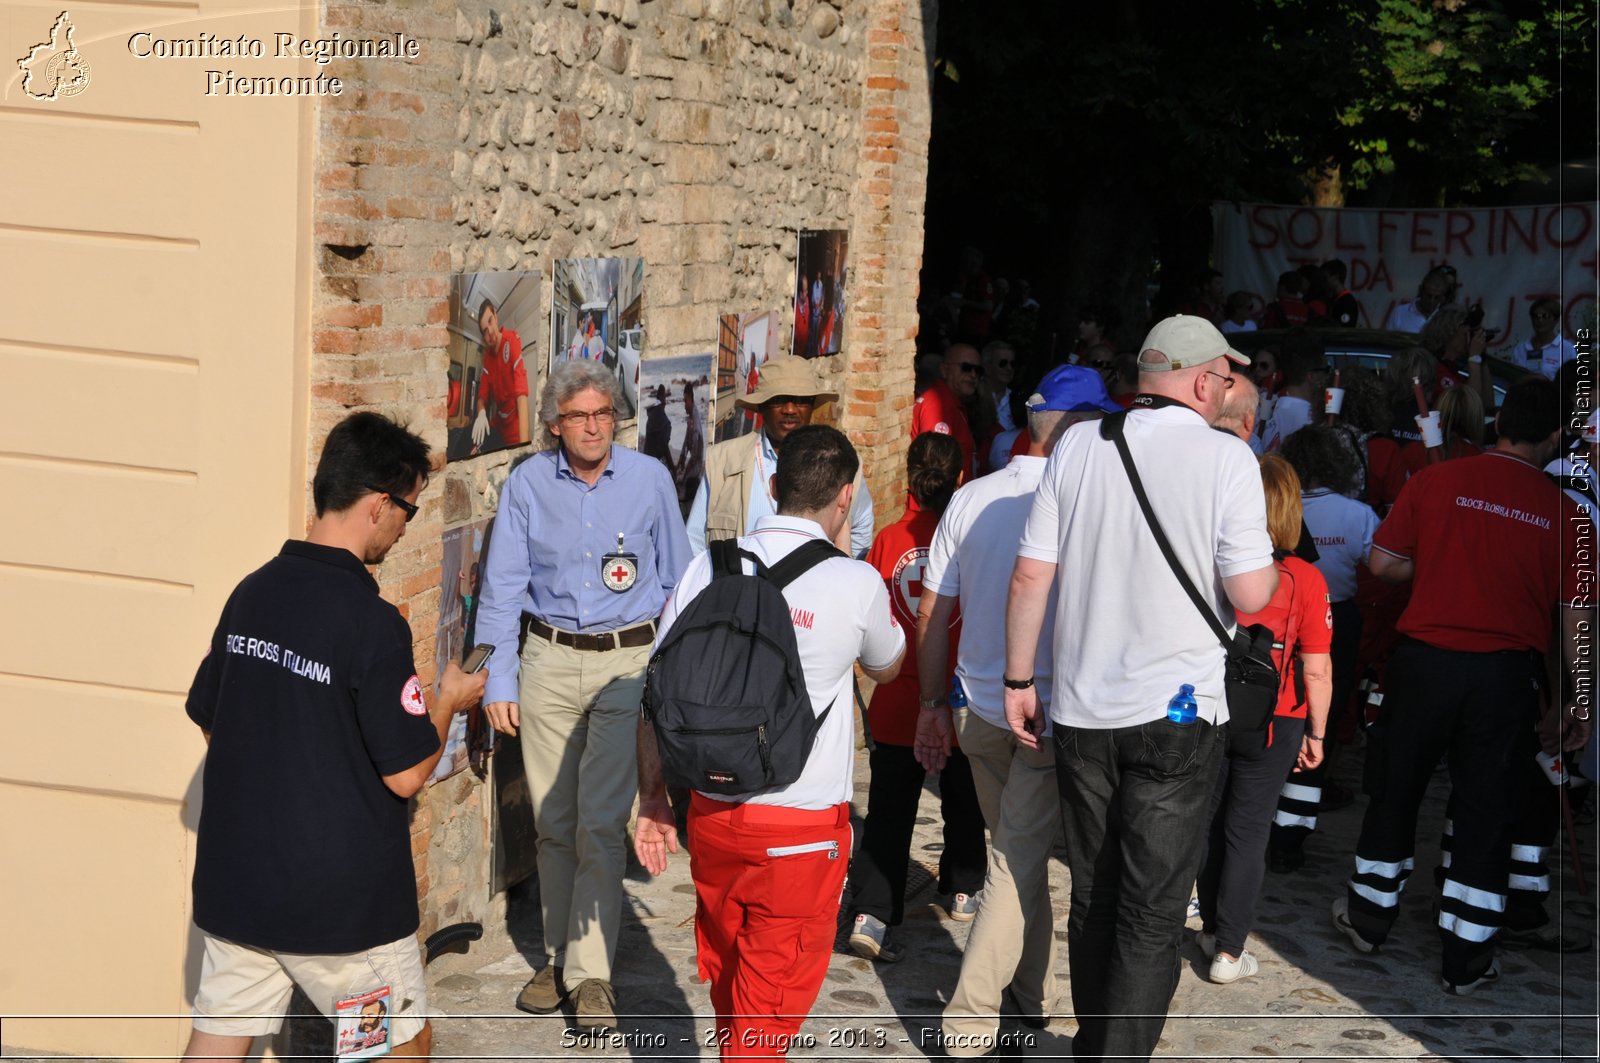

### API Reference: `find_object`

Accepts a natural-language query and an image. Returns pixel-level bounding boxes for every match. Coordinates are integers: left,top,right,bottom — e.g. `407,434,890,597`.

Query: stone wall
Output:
307,0,935,945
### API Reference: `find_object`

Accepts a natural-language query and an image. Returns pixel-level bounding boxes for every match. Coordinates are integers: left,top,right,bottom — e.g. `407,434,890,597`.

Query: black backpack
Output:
643,537,842,795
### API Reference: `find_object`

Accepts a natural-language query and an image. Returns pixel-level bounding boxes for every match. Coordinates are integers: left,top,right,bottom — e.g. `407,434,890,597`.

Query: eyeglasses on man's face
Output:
994,359,1014,370
366,484,418,522
956,362,985,377
1202,370,1237,390
559,407,616,428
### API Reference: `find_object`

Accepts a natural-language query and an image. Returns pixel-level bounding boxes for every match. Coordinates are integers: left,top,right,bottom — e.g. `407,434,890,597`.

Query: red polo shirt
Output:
863,498,960,747
481,328,529,447
1374,450,1582,654
912,379,977,481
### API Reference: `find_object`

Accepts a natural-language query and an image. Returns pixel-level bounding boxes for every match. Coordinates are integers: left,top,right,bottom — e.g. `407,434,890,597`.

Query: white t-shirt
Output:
1018,404,1273,729
1513,334,1578,379
924,455,1054,729
1301,488,1380,601
1260,394,1312,453
657,515,904,809
1386,301,1431,333
1546,454,1597,532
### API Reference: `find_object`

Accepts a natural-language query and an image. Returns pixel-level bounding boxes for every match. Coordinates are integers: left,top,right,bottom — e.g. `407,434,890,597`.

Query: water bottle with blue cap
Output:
949,675,968,710
1166,683,1198,725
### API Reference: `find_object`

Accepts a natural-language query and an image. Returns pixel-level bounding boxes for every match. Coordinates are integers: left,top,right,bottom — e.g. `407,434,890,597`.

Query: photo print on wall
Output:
793,229,848,359
431,517,497,784
551,256,644,420
638,353,714,520
447,272,539,462
714,309,782,443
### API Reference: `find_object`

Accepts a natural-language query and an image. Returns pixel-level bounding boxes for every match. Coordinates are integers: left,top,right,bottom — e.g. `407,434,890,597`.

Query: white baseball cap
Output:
1137,314,1250,372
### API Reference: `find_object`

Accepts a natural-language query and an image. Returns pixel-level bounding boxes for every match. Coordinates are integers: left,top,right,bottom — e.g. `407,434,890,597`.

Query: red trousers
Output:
688,793,850,1060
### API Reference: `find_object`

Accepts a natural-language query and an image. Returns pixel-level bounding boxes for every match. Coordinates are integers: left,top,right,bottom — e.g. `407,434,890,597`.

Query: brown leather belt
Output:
527,616,656,652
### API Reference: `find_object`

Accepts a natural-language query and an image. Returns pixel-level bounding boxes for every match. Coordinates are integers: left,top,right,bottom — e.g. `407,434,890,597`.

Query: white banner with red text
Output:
1213,200,1598,345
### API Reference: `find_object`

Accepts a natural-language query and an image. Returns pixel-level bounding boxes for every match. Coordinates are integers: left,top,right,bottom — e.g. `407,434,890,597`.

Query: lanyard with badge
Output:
600,532,638,593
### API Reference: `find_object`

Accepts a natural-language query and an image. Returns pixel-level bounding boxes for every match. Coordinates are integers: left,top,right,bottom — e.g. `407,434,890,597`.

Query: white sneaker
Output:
1208,950,1260,984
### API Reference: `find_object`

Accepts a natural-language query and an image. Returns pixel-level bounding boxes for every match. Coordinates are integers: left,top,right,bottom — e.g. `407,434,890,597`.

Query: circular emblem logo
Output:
601,555,638,592
890,547,928,622
932,421,952,435
45,50,91,98
400,675,427,716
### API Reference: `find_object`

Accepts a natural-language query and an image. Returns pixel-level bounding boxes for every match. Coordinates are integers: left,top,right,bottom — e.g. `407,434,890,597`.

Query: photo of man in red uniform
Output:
472,299,530,452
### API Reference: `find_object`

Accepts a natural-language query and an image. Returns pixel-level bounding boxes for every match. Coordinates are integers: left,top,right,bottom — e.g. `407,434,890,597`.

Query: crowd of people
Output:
179,243,1590,1062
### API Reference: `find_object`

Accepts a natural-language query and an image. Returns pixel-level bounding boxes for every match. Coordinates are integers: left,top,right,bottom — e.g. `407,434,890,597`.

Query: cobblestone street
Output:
426,742,1599,1061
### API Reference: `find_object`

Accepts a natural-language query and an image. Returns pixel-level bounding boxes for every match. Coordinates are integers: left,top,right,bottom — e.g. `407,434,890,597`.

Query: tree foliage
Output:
923,0,1593,336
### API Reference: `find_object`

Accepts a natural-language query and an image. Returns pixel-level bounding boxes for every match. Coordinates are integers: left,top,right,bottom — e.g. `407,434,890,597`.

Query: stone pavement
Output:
428,741,1598,1061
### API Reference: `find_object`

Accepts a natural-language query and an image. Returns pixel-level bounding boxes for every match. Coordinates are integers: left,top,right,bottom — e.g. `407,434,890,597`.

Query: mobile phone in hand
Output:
462,644,494,674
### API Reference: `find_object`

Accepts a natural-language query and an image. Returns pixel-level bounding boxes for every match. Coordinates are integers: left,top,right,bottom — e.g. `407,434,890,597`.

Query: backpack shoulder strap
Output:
709,538,775,580
764,538,846,590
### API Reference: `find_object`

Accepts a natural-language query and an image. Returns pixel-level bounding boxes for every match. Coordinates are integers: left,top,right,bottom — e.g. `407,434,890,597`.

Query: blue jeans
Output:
1054,717,1224,1063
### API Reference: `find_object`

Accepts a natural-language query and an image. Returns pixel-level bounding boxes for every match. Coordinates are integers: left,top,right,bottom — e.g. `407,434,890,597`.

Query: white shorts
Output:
191,932,428,1044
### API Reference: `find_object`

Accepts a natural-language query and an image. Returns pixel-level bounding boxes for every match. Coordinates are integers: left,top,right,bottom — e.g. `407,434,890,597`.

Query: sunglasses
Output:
995,359,1014,369
956,362,985,377
366,484,418,522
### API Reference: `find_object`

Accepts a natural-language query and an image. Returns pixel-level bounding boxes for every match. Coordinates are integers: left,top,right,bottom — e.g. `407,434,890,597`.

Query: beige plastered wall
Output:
0,0,316,1056
0,0,934,1055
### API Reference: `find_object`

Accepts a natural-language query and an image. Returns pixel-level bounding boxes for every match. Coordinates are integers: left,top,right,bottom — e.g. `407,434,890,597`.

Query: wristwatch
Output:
918,695,948,711
1002,676,1035,690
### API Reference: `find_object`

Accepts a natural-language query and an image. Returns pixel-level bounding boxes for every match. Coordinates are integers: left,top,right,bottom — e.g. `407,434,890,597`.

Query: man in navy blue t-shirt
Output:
183,412,486,1062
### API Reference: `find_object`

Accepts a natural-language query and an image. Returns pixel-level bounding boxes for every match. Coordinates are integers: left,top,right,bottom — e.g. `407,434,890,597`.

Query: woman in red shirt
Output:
846,433,986,962
1193,454,1333,984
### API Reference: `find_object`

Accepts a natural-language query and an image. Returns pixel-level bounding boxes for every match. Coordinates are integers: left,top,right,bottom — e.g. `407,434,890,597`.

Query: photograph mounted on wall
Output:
431,517,497,784
551,256,644,420
793,229,848,359
637,353,714,520
447,272,539,462
714,310,782,442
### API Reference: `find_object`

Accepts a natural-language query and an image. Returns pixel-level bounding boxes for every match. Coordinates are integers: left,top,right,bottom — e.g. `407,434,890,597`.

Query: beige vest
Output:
702,430,869,549
703,431,762,544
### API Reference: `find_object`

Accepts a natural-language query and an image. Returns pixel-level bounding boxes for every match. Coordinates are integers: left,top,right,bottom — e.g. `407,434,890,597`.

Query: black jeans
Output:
1054,717,1224,1063
1197,715,1305,957
1345,640,1538,985
849,743,986,926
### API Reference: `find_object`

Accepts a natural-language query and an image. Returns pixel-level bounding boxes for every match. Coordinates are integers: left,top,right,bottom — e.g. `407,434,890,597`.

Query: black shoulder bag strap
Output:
1099,411,1232,655
763,538,845,588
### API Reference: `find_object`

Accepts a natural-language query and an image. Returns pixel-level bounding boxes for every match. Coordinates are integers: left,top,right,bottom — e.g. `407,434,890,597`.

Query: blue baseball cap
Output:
1025,364,1121,414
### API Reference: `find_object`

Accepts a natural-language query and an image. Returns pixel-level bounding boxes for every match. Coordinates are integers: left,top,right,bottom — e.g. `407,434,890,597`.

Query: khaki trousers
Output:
943,708,1061,1055
518,633,647,985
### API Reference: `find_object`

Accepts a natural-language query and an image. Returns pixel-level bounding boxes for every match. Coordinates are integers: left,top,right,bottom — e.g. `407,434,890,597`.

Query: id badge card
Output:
334,986,392,1060
600,532,639,593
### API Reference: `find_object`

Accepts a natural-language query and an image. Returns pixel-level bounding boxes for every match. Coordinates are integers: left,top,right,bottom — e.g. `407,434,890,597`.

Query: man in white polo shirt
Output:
914,364,1120,1055
634,425,904,1060
1003,315,1277,1063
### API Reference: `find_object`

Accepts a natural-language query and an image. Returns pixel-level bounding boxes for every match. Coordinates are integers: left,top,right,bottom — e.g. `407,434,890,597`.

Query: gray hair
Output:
1026,408,1100,449
537,360,622,450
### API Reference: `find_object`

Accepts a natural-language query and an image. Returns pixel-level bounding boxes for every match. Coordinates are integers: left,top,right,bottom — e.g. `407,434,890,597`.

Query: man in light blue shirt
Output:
686,357,874,557
477,360,690,1032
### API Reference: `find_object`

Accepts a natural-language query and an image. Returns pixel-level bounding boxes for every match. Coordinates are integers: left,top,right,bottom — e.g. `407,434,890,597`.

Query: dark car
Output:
1228,328,1531,411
